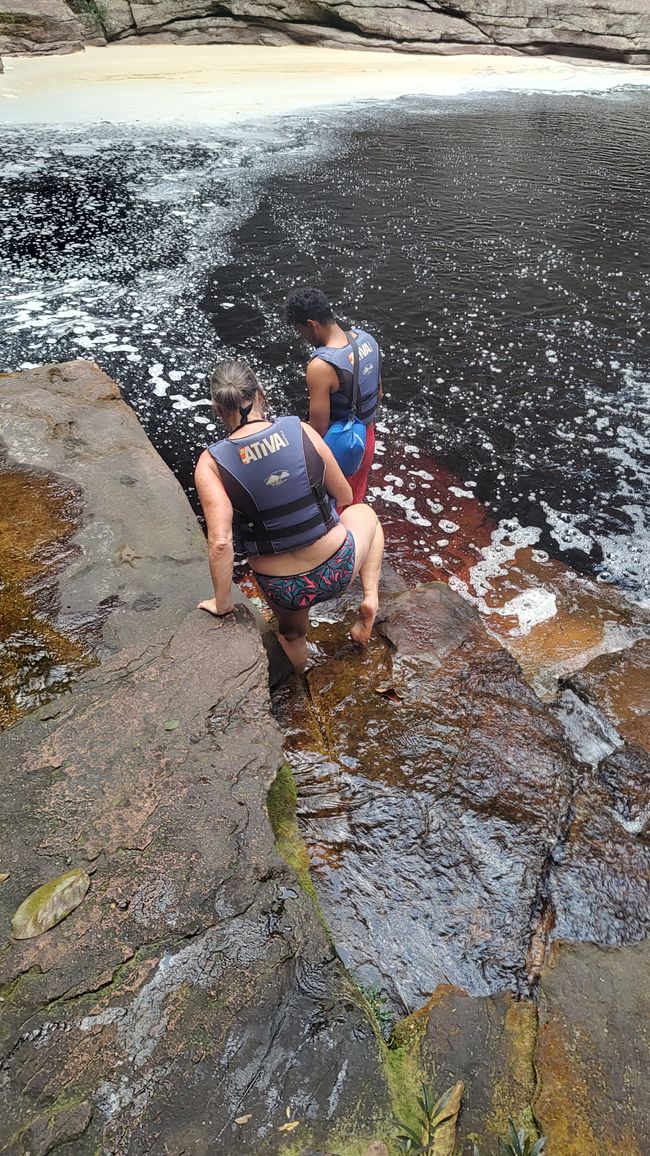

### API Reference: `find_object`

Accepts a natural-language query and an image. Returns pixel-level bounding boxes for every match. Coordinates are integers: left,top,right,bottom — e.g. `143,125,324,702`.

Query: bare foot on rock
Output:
350,596,378,646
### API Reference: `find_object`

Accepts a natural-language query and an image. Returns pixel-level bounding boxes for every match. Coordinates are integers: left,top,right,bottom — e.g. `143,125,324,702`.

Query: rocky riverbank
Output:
1,0,649,63
1,362,649,1153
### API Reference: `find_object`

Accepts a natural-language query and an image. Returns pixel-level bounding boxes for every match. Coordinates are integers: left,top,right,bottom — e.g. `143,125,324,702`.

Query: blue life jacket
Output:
310,327,381,427
207,415,338,558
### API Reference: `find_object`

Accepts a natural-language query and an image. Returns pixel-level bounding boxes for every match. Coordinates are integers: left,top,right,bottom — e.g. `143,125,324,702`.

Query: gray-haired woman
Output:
195,359,384,673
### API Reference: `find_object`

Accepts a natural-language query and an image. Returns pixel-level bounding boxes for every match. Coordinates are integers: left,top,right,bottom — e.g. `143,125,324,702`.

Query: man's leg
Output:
339,505,384,646
266,602,310,673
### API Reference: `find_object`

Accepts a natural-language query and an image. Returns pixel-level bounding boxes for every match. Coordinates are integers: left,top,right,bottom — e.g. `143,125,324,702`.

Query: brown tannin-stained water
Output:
0,463,89,729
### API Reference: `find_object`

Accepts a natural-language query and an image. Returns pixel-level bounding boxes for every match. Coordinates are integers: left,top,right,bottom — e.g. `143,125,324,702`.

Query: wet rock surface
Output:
274,582,650,1009
0,609,389,1154
0,361,264,726
398,937,650,1151
0,363,387,1154
0,461,89,728
566,638,650,752
2,0,650,60
0,361,211,662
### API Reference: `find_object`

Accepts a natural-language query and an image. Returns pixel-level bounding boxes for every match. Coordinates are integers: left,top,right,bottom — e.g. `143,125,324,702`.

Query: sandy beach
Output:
1,43,649,125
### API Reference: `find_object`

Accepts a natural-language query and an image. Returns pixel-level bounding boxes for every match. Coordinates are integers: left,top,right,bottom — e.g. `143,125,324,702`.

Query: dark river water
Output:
1,92,649,604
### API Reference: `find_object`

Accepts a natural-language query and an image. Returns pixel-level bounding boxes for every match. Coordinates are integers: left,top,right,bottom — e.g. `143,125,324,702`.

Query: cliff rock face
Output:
1,0,649,61
0,0,84,54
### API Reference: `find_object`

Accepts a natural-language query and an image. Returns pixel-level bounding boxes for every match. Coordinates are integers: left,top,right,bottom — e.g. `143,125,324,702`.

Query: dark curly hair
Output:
285,286,335,326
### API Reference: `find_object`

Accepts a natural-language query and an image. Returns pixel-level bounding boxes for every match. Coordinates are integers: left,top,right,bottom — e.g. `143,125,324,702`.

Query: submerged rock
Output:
275,582,650,1008
566,639,650,753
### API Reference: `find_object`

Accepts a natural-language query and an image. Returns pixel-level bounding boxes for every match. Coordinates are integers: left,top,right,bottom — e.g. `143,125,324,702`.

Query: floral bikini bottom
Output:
254,530,356,612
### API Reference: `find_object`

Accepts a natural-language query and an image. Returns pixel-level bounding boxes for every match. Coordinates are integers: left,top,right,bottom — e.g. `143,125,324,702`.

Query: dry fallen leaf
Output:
11,868,90,940
278,1121,300,1133
0,873,9,884
234,1115,252,1125
431,1081,464,1156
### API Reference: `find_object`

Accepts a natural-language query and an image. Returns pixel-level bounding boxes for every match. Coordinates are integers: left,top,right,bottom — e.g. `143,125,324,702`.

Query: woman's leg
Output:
265,602,310,673
339,505,384,645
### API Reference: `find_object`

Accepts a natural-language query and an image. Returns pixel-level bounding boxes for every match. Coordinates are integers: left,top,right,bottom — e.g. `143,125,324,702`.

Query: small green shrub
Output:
68,0,107,27
397,1083,454,1154
473,1118,545,1156
361,982,394,1035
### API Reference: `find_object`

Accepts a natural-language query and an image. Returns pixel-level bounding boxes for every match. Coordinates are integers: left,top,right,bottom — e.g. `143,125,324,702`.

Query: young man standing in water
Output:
285,286,382,504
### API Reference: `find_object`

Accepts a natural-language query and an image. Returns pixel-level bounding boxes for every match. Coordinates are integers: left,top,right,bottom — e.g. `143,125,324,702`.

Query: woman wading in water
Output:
195,359,384,672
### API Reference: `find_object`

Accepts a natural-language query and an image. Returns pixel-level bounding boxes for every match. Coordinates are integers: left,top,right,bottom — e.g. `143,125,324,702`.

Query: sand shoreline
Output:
1,43,649,125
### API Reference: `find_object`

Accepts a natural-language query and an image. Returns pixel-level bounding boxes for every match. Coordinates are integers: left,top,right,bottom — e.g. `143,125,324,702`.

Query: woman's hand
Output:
197,598,235,617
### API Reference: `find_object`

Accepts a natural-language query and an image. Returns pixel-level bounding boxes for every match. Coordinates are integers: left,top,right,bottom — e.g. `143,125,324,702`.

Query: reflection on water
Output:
0,463,89,729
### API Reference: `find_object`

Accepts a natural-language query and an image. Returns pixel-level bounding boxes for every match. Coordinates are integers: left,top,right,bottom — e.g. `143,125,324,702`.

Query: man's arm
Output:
194,450,236,616
306,358,337,437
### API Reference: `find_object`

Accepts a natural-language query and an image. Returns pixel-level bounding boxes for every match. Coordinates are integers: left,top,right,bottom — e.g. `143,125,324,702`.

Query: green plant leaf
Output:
164,719,180,731
11,868,90,939
397,1120,423,1144
530,1141,546,1155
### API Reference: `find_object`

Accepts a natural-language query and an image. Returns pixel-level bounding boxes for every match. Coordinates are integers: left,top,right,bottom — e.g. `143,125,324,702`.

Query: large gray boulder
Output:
1,0,649,61
0,0,84,54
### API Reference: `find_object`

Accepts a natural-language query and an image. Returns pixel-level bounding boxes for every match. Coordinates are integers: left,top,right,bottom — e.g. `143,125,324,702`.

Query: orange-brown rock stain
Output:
534,1018,615,1155
0,464,90,730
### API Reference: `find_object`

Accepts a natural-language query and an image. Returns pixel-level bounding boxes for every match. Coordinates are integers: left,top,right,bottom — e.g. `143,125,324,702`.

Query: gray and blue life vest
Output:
207,415,338,558
310,327,381,428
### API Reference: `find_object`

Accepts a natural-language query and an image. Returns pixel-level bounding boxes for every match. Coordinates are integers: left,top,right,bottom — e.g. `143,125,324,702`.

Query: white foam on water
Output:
447,516,559,636
540,501,594,554
368,484,432,527
460,517,542,599
494,587,558,633
169,395,211,411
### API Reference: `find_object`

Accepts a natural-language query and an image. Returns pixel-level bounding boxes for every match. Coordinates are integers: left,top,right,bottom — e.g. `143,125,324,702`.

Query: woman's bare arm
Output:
194,450,236,615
